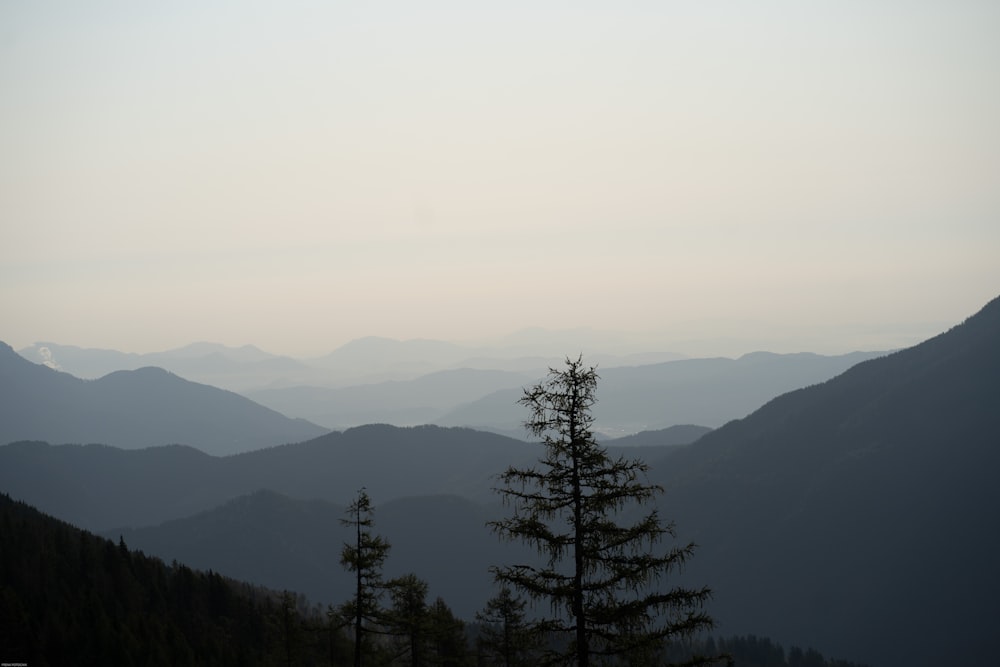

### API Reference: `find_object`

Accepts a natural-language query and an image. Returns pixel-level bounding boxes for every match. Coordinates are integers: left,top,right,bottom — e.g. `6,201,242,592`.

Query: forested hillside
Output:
1,493,870,667
0,493,339,666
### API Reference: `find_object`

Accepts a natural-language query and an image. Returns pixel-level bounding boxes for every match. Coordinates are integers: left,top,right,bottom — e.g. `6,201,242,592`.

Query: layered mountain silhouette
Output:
16,338,882,434
17,341,323,392
0,424,697,619
0,425,547,530
0,343,328,455
244,368,533,429
3,295,997,667
437,350,884,435
601,424,713,447
18,334,685,391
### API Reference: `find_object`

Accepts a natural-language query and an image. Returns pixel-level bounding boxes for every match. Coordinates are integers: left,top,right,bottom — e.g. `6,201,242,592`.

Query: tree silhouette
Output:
428,596,472,667
489,356,715,666
475,586,538,667
340,489,391,667
384,573,430,667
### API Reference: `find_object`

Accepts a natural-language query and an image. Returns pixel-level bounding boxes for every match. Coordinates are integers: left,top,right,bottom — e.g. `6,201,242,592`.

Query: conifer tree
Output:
384,573,430,667
489,356,714,666
475,586,538,667
340,489,390,667
428,596,472,667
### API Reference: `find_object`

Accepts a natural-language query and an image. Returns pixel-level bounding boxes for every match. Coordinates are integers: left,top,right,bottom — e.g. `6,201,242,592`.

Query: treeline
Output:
0,492,867,666
0,493,345,666
663,636,869,667
0,490,484,667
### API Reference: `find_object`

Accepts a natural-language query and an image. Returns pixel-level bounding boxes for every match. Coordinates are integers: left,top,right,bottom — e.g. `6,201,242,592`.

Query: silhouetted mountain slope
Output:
0,342,328,455
653,295,1000,667
438,350,884,434
115,490,346,606
115,490,522,620
225,424,539,507
0,441,230,530
0,493,336,665
0,425,539,531
601,424,712,447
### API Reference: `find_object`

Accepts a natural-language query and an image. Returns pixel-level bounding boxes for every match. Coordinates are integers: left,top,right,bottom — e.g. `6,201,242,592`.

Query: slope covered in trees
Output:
0,493,341,666
1,491,870,667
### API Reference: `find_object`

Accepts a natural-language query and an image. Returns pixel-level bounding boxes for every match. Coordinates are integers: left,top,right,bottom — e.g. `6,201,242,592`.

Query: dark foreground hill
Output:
0,493,338,666
653,294,1000,667
1,491,867,667
0,342,328,455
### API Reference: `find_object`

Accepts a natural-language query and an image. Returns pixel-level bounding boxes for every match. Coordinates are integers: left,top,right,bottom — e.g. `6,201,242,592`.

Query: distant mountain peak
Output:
0,349,328,454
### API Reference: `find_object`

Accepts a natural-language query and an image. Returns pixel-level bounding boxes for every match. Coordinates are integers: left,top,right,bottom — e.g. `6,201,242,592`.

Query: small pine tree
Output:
428,597,471,667
384,573,430,667
475,586,539,667
340,489,391,667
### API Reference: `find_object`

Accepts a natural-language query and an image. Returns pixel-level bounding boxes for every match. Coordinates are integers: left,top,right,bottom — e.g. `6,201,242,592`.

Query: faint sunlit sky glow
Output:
2,1,998,356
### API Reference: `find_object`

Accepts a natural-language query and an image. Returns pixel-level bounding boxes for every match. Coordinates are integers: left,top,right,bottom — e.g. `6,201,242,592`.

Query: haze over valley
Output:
12,335,885,439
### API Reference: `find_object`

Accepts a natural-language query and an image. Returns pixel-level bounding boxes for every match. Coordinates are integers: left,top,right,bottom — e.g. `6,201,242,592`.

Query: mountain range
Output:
0,424,704,532
2,295,997,667
433,350,885,436
243,367,534,430
7,337,883,443
17,333,685,391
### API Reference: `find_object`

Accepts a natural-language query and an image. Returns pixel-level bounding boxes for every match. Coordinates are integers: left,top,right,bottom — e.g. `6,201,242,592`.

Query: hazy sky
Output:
2,1,998,357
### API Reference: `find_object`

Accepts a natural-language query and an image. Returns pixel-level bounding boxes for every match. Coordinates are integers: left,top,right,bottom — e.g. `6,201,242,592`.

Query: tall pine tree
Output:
489,356,715,666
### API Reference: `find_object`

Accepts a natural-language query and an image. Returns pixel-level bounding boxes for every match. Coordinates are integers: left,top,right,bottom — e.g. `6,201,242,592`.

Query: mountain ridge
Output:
0,343,328,455
651,294,1000,667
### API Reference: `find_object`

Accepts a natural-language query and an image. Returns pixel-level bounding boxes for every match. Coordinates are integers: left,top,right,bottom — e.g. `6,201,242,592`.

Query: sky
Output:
2,1,998,357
